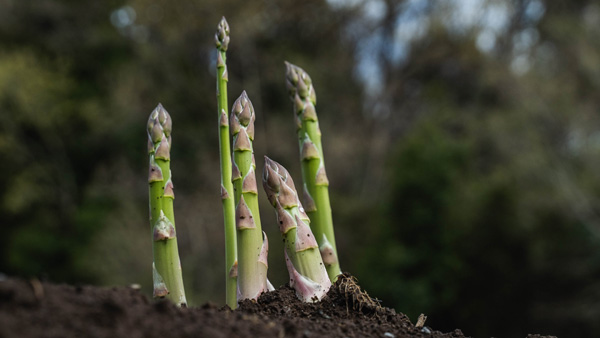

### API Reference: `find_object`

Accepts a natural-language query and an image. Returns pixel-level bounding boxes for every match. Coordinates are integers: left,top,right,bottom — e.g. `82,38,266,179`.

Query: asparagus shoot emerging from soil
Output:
147,103,187,306
215,16,237,309
262,157,331,302
285,62,341,281
231,91,270,301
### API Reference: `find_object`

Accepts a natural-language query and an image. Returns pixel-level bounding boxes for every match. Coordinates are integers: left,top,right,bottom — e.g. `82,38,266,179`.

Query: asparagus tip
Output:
215,17,230,51
263,157,281,206
148,103,172,142
231,91,254,130
284,62,316,103
262,157,298,208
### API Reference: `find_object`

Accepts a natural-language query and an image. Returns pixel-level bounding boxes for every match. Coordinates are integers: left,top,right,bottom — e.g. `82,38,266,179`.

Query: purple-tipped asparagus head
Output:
262,156,299,208
231,91,256,141
215,16,230,51
284,62,316,105
147,104,172,154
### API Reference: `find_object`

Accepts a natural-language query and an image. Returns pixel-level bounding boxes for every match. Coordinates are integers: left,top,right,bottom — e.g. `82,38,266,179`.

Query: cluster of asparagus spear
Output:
145,17,341,308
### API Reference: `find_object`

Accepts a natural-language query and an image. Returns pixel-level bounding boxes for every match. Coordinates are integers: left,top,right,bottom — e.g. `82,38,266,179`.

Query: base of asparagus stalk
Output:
262,156,331,302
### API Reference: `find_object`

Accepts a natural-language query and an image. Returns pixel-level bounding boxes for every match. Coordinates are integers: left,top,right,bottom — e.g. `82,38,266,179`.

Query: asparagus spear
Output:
147,103,187,306
284,62,341,281
262,156,331,302
215,16,237,309
231,91,270,301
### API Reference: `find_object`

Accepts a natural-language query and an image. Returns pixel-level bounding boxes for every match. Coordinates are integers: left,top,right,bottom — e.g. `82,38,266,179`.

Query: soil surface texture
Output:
0,274,555,338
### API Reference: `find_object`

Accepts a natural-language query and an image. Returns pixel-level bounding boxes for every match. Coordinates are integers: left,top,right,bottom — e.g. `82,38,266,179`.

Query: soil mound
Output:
0,274,553,338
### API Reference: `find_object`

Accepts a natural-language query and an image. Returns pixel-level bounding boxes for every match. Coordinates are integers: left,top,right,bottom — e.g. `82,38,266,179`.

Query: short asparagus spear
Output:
147,103,187,306
285,62,341,281
262,156,331,302
215,16,237,309
231,91,270,301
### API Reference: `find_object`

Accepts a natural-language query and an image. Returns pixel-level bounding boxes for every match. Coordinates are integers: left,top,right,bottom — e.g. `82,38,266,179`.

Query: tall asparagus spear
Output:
284,62,341,281
147,103,187,306
262,156,331,302
215,16,237,309
231,91,270,301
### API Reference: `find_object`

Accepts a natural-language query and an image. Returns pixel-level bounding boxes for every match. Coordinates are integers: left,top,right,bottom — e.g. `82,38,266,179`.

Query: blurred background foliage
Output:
1,0,599,336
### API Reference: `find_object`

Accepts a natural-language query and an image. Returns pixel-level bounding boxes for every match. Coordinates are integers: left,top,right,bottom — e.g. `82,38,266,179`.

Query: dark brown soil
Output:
0,274,555,338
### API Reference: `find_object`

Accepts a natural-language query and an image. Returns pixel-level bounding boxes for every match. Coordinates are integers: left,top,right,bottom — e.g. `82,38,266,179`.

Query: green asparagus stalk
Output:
147,103,187,306
231,91,270,301
215,16,237,309
284,62,341,281
262,156,331,302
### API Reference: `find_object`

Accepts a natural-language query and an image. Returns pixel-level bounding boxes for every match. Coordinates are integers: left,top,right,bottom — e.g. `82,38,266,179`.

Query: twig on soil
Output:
29,278,44,301
416,313,427,328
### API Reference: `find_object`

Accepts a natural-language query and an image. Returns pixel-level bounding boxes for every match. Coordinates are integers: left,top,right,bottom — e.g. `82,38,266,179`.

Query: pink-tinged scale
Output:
295,215,318,252
242,168,258,194
301,139,320,161
154,135,170,160
302,185,317,212
233,128,252,152
148,163,163,182
276,203,297,234
164,180,175,199
284,251,329,302
258,231,269,268
315,166,329,185
235,195,256,230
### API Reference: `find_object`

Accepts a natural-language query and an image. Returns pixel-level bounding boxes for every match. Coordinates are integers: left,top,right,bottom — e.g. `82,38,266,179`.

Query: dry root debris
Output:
336,273,381,315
